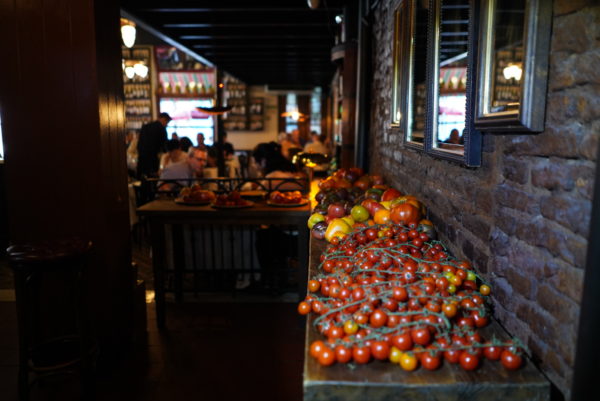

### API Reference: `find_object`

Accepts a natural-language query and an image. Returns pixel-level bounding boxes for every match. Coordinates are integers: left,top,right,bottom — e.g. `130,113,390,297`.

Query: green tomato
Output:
467,271,477,281
351,205,369,222
307,213,326,229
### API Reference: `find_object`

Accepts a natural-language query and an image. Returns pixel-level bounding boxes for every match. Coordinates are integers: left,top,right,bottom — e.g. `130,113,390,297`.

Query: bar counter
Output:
303,239,550,401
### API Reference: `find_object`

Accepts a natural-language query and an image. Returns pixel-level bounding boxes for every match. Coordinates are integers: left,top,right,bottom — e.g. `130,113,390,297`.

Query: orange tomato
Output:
374,209,391,225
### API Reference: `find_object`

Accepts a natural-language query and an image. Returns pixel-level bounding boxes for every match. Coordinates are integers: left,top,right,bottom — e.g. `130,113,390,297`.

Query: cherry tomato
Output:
442,303,458,318
444,348,461,364
459,351,480,371
297,301,311,315
392,332,413,351
344,320,359,335
392,286,408,302
352,346,371,364
334,345,352,363
421,352,442,371
318,346,336,366
500,350,523,370
479,284,491,296
307,280,320,293
310,340,325,359
484,345,503,360
399,352,419,371
389,346,402,364
371,341,390,360
411,327,431,346
369,309,388,328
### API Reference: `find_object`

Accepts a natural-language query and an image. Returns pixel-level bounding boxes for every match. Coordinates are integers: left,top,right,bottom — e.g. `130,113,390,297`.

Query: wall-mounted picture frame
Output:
474,0,552,132
424,0,481,167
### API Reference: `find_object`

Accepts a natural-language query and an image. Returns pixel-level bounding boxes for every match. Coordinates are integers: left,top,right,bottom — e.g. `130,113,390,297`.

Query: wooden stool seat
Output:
8,238,95,401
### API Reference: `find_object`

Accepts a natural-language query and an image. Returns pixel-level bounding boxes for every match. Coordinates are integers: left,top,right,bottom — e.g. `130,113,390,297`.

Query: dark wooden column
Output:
341,42,358,169
0,0,134,353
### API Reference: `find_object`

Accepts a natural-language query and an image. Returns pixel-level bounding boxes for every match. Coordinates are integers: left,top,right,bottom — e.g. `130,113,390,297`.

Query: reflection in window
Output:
434,0,469,155
310,87,322,134
490,0,525,113
286,93,299,133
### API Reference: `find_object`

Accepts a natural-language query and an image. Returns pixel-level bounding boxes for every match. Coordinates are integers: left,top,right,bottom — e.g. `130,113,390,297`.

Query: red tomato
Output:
484,345,503,361
411,327,431,346
421,352,442,371
444,348,461,364
500,350,523,370
459,351,480,371
335,345,352,364
310,341,325,359
307,280,320,293
371,341,390,360
369,309,388,328
297,301,311,315
352,346,371,364
392,332,413,351
318,346,336,366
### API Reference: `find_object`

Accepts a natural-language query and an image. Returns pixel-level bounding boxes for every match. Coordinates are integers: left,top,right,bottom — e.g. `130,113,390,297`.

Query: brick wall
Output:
368,1,599,399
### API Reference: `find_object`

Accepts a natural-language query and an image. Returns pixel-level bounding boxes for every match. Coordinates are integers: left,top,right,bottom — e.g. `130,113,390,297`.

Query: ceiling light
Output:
121,18,136,48
307,0,320,9
335,15,343,24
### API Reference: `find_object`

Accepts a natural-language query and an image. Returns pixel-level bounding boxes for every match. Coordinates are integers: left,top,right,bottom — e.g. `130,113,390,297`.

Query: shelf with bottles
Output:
125,116,153,131
157,71,215,98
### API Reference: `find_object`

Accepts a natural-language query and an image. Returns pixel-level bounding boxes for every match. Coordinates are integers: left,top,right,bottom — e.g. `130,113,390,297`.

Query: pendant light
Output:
121,18,136,48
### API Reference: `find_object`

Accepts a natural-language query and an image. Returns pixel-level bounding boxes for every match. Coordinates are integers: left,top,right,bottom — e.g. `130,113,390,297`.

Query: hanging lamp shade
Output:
121,18,136,48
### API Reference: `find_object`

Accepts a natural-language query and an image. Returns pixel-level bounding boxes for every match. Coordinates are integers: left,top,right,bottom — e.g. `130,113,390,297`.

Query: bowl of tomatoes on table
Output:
212,191,254,209
267,191,308,207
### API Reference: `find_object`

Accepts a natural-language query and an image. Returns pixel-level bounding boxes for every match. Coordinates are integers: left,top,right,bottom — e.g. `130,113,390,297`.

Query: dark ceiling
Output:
121,0,346,88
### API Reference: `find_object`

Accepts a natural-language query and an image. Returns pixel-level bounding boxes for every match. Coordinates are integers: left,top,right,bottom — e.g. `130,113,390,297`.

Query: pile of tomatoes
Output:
298,222,525,371
214,191,252,206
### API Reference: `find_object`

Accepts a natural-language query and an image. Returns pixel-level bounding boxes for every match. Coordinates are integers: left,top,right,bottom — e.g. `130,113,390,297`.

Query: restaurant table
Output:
137,199,310,328
303,239,550,401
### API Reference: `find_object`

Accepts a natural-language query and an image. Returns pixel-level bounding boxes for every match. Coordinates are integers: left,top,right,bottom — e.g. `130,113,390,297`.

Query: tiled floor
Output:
0,299,306,401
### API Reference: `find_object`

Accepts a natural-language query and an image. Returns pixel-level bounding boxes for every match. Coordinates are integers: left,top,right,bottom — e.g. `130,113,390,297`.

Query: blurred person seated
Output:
444,128,464,145
159,138,187,173
196,133,207,150
279,130,302,160
248,142,305,191
224,142,241,178
171,132,179,140
158,147,208,191
303,131,328,155
180,137,193,153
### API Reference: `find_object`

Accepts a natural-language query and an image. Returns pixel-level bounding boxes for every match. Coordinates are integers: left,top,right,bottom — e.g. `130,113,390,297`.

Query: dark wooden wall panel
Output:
0,0,133,351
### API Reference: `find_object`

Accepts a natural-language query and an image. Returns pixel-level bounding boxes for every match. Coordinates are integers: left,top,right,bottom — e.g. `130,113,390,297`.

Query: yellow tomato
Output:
343,320,359,335
399,352,419,371
324,218,352,243
389,347,402,364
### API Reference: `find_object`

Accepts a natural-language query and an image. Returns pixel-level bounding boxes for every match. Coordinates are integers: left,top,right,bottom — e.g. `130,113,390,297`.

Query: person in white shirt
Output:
303,132,328,154
158,147,208,190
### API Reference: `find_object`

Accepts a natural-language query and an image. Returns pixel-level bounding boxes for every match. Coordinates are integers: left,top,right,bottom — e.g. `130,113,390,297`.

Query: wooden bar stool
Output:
7,238,96,401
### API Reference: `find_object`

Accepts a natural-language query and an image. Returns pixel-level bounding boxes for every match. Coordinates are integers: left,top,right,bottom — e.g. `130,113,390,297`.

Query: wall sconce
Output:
121,18,136,48
502,63,523,81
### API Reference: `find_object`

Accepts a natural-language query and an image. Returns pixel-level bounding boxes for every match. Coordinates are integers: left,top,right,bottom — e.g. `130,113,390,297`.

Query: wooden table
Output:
138,199,310,328
303,239,550,401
